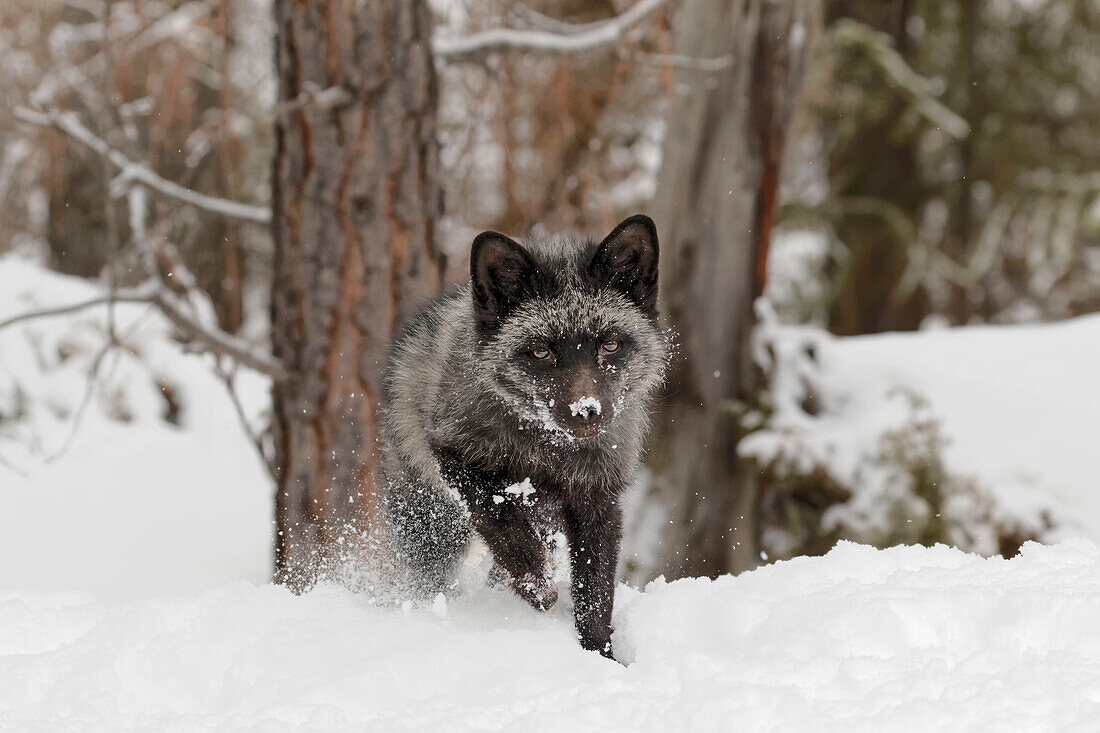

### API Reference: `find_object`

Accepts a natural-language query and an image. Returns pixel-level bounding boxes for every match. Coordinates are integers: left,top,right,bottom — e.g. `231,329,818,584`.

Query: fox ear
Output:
470,231,540,328
590,214,659,317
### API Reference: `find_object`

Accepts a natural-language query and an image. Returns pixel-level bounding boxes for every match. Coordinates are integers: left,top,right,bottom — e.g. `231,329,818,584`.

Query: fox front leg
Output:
435,454,557,610
471,497,557,610
562,500,623,658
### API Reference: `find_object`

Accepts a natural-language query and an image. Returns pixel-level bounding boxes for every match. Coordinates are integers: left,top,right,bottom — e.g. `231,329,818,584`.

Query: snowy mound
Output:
746,313,1100,549
5,539,1100,732
0,256,273,599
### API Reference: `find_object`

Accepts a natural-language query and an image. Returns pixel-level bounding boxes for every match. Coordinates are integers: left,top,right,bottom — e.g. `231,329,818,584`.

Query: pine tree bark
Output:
270,0,444,589
647,0,811,578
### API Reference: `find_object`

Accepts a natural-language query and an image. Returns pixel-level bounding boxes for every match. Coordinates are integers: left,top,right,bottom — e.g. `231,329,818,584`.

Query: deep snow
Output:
5,539,1100,732
5,255,1100,731
745,310,1100,548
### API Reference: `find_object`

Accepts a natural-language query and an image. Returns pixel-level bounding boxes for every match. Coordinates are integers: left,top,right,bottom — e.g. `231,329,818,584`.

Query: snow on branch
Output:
15,106,272,225
148,289,287,380
271,83,354,119
635,51,735,72
434,0,665,61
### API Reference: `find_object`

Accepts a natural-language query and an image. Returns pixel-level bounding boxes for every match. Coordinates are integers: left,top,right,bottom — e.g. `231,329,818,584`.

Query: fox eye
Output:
600,339,621,355
531,345,552,360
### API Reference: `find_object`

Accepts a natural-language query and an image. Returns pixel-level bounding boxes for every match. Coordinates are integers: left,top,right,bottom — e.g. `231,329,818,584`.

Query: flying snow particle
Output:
503,478,536,506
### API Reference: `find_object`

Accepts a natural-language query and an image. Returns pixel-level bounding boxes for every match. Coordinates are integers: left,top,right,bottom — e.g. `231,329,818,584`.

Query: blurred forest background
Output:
1,0,1098,590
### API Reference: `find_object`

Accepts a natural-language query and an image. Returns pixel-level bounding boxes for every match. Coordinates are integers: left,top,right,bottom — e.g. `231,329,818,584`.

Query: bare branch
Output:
46,330,119,463
0,285,287,381
215,362,276,479
44,304,160,463
0,286,160,332
101,1,120,346
434,0,665,61
57,0,107,17
15,106,272,225
0,449,30,479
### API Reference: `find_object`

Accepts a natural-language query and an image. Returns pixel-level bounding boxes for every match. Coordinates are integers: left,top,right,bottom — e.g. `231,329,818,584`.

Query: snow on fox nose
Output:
569,396,602,419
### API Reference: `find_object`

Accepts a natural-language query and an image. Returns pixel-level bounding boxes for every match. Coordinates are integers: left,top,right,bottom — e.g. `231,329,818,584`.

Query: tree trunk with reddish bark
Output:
647,0,811,578
270,0,444,589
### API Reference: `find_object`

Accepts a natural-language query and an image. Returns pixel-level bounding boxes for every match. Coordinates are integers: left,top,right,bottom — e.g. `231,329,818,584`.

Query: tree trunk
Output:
823,0,927,335
270,0,444,589
47,144,109,278
647,0,811,578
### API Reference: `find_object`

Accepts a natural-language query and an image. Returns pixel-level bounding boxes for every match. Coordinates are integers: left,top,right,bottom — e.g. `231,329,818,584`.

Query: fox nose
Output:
556,366,606,437
560,394,603,438
567,396,602,435
568,395,603,423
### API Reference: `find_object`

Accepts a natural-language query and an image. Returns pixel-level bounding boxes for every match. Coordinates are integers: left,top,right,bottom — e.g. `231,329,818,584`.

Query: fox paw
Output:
579,634,616,660
512,573,558,611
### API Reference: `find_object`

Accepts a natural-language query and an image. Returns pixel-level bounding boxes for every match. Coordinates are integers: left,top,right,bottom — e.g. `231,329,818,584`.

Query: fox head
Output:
470,214,669,445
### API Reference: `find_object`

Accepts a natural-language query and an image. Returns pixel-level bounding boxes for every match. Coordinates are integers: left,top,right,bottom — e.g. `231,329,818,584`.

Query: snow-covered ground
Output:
746,309,1100,550
4,255,1100,731
5,539,1100,731
0,256,273,599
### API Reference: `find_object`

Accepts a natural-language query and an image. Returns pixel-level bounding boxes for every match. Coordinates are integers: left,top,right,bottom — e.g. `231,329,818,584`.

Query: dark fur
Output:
380,215,668,657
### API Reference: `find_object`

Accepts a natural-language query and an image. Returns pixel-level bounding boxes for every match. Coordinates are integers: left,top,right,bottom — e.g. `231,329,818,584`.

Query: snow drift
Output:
4,539,1100,732
5,255,1100,731
744,309,1100,553
0,255,273,599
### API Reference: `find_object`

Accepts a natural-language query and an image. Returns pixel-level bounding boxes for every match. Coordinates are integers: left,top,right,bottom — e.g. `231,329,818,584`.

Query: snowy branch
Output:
31,1,217,108
215,362,275,478
14,106,272,225
634,51,735,72
831,20,970,139
147,289,287,380
0,287,160,332
271,83,354,119
0,285,287,381
434,0,665,61
46,332,119,463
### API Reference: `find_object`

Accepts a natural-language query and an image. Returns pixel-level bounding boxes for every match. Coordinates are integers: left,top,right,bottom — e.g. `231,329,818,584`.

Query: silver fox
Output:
380,214,669,657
